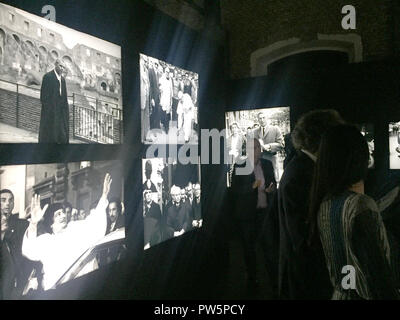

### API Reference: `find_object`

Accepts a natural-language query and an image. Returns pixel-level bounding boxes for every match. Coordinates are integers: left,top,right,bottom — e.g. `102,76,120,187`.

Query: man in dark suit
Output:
148,61,161,131
253,112,284,182
278,109,344,300
166,186,190,239
143,160,158,193
106,198,124,234
143,190,162,249
231,138,276,291
39,59,69,144
1,189,36,299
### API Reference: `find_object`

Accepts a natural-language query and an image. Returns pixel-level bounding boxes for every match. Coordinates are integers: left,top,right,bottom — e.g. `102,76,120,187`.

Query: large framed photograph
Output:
225,106,290,186
142,158,201,250
140,53,199,144
0,3,123,144
0,160,125,299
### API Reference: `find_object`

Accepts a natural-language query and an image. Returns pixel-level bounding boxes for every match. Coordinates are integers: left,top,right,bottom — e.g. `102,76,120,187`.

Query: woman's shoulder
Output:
346,192,379,214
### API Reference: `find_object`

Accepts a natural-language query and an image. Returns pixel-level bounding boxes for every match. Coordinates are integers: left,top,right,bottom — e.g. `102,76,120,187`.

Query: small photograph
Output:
389,122,400,169
0,3,123,144
0,160,125,299
356,123,374,169
142,158,201,250
225,106,290,186
140,53,199,144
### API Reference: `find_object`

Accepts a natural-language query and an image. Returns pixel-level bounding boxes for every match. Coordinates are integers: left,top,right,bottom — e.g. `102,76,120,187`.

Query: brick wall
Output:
220,0,394,78
0,88,43,134
18,93,42,133
0,88,123,143
113,118,122,144
0,89,17,126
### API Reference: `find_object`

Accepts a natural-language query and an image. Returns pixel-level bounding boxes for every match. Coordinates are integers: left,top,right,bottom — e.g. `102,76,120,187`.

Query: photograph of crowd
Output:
142,158,201,250
0,160,125,299
225,107,290,186
140,53,199,144
389,122,400,169
0,3,123,144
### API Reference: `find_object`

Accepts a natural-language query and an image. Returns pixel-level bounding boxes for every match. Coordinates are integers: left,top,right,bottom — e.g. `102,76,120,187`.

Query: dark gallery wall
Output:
0,0,229,299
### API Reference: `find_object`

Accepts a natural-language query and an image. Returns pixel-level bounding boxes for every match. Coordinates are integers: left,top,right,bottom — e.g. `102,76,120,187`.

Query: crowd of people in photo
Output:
140,54,199,144
229,108,400,299
1,173,125,299
142,160,201,250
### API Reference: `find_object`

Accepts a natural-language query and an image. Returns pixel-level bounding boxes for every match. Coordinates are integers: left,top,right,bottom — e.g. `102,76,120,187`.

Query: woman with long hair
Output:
309,124,399,299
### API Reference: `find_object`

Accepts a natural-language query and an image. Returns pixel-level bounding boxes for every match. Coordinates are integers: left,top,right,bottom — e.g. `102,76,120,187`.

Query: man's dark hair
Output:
145,160,152,180
291,109,344,154
62,201,72,211
41,202,64,234
0,189,14,199
230,122,239,131
107,197,122,215
308,124,369,244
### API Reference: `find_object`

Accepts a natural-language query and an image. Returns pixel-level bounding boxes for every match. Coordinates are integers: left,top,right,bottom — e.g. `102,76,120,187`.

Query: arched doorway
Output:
39,45,47,56
267,50,349,75
62,55,74,78
250,34,362,76
0,28,5,48
12,34,20,44
51,50,59,60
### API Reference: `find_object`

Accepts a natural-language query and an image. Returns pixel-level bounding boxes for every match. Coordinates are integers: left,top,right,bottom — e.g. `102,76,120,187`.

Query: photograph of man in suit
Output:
1,189,36,299
38,59,70,144
254,112,284,182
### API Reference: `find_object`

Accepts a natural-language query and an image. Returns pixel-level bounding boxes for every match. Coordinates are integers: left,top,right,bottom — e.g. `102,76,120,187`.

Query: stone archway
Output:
39,45,47,56
51,49,59,60
12,34,20,44
0,28,5,65
250,34,362,77
62,55,74,77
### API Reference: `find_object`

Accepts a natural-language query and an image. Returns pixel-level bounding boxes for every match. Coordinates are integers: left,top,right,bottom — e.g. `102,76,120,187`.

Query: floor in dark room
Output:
219,237,275,300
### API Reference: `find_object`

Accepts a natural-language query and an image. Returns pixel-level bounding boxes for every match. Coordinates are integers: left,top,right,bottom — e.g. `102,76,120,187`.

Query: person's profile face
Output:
53,209,68,231
258,113,267,127
108,202,119,223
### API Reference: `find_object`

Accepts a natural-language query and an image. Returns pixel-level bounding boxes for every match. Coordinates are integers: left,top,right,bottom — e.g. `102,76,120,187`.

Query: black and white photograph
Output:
389,122,400,169
0,3,123,144
140,53,199,144
142,158,201,250
356,123,374,169
0,160,125,299
225,107,290,186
